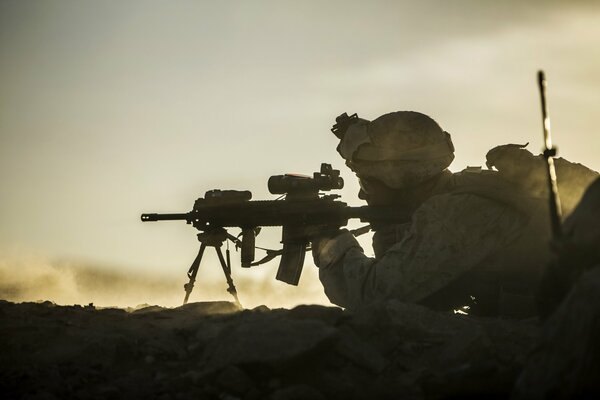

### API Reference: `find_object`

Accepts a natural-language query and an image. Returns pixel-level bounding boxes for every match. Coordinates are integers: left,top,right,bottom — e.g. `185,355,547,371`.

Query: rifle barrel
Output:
141,213,191,222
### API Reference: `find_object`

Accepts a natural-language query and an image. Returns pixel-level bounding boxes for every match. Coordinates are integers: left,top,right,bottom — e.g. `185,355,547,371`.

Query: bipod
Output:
183,227,242,308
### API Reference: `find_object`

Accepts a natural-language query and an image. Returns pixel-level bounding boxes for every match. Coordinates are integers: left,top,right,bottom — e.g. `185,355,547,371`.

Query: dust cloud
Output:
0,249,332,310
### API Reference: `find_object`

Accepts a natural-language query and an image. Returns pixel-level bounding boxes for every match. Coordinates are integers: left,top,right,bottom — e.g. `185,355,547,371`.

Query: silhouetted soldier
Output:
312,111,597,317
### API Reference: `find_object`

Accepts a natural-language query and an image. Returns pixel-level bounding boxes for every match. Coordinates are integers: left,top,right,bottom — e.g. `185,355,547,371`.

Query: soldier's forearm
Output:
312,230,361,269
318,245,377,309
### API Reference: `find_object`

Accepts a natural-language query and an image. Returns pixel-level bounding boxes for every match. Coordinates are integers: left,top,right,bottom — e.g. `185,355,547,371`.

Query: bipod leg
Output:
183,243,206,305
215,245,242,308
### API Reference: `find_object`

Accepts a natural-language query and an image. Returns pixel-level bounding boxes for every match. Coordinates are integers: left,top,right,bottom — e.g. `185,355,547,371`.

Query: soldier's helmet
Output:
335,111,455,189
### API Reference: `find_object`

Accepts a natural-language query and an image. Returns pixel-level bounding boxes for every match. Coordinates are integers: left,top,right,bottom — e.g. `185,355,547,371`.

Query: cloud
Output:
308,7,600,171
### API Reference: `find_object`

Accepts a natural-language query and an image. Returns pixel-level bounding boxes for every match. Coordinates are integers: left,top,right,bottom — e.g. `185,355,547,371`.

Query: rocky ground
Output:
0,299,542,400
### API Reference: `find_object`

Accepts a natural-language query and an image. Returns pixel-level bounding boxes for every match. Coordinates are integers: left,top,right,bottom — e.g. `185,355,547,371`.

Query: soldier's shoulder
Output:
417,189,516,227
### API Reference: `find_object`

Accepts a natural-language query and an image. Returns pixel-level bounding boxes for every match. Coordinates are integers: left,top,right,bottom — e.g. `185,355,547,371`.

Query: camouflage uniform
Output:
314,111,597,316
315,169,553,316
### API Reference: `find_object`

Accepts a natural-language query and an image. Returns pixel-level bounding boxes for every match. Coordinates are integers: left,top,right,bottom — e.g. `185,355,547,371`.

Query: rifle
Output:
141,163,409,305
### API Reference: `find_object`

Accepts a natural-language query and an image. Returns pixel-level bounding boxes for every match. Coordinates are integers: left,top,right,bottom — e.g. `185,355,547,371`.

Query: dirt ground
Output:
0,299,541,399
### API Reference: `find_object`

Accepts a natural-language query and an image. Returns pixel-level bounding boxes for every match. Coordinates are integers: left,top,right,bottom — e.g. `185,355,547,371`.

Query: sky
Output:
1,0,599,308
